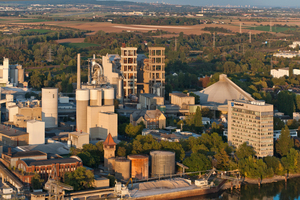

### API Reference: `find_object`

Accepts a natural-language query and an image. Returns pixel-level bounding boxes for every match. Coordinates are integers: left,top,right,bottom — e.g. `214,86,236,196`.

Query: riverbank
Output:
243,173,300,185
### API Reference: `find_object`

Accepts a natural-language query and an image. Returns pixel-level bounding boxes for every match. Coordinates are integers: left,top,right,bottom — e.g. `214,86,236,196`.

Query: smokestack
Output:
77,53,81,90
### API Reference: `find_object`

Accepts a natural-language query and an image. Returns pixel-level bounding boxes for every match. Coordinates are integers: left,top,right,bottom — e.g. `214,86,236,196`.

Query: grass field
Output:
20,29,53,34
15,19,48,23
60,42,99,48
246,26,296,33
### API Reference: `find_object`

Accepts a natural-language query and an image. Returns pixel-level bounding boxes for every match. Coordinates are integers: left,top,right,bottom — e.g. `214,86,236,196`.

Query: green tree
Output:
31,173,43,190
236,142,256,160
183,153,212,172
274,117,285,130
264,156,285,175
117,146,126,157
276,126,294,157
214,148,230,170
194,107,202,127
64,167,95,191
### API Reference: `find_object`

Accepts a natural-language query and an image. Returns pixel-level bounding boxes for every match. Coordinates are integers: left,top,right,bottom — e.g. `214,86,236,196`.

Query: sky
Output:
127,0,299,7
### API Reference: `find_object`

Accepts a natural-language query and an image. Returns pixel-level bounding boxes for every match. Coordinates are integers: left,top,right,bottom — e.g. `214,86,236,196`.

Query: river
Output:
177,177,300,200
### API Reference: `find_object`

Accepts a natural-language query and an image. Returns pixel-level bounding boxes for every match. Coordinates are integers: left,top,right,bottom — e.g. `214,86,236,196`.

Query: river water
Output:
177,177,300,200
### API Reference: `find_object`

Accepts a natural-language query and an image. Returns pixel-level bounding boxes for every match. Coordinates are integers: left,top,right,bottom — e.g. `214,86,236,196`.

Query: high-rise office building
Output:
228,100,274,157
120,46,137,98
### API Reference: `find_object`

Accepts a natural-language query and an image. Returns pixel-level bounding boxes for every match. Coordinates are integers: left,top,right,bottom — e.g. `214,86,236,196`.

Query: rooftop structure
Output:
0,125,28,147
139,93,164,110
195,74,254,110
68,131,89,149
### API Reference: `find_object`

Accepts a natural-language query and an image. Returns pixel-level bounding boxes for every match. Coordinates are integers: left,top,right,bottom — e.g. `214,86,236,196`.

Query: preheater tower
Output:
42,88,58,128
76,89,89,133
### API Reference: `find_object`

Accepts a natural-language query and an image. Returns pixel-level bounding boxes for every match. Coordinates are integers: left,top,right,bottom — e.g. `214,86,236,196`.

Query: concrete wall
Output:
98,112,118,140
27,120,45,145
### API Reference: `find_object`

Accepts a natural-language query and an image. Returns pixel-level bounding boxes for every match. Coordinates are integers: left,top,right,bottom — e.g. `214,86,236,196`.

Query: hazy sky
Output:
128,0,299,7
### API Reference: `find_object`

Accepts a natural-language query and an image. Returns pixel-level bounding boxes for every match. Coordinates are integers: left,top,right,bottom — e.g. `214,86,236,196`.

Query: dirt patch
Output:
55,38,85,43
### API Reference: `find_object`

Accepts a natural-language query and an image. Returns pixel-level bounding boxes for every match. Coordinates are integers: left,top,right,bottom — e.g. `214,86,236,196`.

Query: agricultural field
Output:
59,42,100,48
20,29,54,34
246,25,296,33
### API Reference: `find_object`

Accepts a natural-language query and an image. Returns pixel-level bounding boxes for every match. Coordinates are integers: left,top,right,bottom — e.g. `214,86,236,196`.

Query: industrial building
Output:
120,46,138,98
8,100,42,128
0,58,24,87
139,93,164,110
195,74,255,113
42,88,58,128
0,125,28,147
68,131,89,149
169,92,195,109
270,67,300,78
227,100,274,158
27,120,45,145
141,47,166,97
130,109,166,129
150,151,175,177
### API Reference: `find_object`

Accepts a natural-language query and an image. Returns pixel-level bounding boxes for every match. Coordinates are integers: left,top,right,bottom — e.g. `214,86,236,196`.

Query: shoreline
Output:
243,173,300,185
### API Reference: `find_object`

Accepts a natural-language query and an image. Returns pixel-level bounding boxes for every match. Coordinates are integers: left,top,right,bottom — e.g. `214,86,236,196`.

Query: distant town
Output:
1,0,300,200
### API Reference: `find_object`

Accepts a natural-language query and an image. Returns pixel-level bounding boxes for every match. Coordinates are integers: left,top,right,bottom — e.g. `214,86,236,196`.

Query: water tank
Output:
128,155,149,180
90,89,98,106
115,157,130,180
108,157,115,173
103,87,114,106
42,88,58,128
150,151,175,177
76,89,89,133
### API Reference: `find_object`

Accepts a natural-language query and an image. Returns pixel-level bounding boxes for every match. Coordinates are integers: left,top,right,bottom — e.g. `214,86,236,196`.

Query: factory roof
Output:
4,150,46,158
169,93,192,98
68,131,89,137
140,93,158,98
103,133,116,146
195,74,254,105
15,143,70,155
23,158,80,166
0,125,28,137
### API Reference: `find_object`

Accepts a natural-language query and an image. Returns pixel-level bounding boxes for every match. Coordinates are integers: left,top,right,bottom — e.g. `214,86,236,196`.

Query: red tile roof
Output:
103,133,116,146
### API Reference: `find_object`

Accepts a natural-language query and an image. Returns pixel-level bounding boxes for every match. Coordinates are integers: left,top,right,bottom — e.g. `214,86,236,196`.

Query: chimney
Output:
77,53,81,90
8,147,12,156
122,43,126,48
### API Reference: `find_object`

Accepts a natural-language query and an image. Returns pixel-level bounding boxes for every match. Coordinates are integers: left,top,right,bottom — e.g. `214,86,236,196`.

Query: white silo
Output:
76,89,90,133
27,120,45,145
97,89,103,106
90,89,98,106
42,88,58,128
103,87,114,106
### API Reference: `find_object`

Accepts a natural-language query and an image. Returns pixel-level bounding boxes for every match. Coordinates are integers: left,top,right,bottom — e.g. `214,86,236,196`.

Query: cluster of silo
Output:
42,88,58,128
150,151,175,177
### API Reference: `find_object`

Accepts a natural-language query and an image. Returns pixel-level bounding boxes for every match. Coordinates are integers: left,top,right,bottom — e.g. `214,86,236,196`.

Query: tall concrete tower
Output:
76,89,89,133
103,133,116,168
42,88,58,128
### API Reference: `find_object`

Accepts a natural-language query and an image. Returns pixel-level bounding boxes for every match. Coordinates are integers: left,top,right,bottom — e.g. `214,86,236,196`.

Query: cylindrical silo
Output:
117,78,123,100
128,155,149,180
103,87,114,106
108,157,116,173
76,89,89,133
42,88,58,128
97,89,102,106
115,157,130,180
90,89,98,106
150,151,175,177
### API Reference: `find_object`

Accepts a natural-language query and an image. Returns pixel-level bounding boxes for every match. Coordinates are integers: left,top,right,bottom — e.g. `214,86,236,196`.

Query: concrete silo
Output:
89,89,98,106
150,151,175,177
128,155,149,180
115,157,131,180
42,88,58,128
76,89,90,133
103,87,114,106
